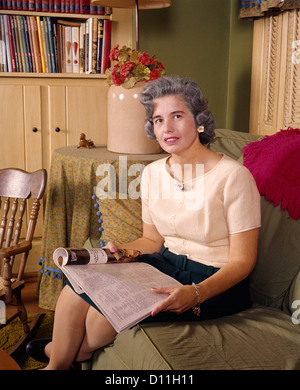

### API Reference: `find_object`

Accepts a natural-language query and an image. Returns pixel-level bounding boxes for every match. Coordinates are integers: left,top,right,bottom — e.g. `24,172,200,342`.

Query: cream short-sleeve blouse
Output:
141,154,261,268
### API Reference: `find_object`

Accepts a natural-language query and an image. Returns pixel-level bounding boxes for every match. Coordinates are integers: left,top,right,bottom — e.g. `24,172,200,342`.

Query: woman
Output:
27,76,261,369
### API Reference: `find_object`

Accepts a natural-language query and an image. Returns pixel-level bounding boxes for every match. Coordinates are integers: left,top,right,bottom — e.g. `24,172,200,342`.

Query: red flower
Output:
109,45,120,62
120,62,136,77
156,61,165,70
148,68,161,82
111,69,125,86
137,52,155,66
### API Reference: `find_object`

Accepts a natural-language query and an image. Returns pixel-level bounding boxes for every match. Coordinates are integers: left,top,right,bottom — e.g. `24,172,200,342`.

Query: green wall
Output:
139,0,253,132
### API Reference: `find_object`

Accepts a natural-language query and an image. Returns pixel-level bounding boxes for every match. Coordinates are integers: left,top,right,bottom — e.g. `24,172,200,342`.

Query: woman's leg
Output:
43,285,117,369
75,305,117,362
43,285,91,370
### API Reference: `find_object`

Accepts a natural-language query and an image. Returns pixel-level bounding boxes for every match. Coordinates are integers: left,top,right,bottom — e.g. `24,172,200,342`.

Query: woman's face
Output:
152,94,199,155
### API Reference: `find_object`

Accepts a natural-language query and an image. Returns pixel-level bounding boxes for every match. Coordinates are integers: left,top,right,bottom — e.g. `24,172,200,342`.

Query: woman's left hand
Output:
151,285,198,316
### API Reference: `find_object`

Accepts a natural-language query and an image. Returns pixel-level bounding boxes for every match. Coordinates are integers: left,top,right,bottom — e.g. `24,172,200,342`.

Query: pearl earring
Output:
197,125,204,133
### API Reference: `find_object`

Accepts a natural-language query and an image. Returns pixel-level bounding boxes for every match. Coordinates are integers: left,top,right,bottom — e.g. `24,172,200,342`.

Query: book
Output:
0,18,4,72
12,16,22,72
71,26,79,73
30,15,42,73
11,16,20,72
26,15,36,72
40,18,49,72
101,18,111,73
64,25,72,72
23,15,33,72
53,247,181,333
36,16,46,72
91,17,97,73
6,15,16,72
41,0,48,11
0,16,7,72
19,15,30,72
46,16,56,72
3,14,12,72
16,15,26,72
79,0,89,14
96,18,103,73
53,0,60,12
28,0,35,10
35,0,42,11
85,17,92,73
79,21,85,73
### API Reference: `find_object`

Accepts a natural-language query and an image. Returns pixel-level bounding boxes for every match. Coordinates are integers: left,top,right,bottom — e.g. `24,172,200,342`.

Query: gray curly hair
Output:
139,76,215,145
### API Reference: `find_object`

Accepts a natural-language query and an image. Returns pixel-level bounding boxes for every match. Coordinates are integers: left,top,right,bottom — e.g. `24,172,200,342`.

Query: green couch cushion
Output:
250,198,300,312
83,325,171,370
208,128,263,160
85,306,300,370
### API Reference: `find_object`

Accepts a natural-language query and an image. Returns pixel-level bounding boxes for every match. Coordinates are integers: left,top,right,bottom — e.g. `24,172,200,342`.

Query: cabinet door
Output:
23,85,44,237
24,85,43,172
0,85,25,169
66,85,108,146
48,86,67,150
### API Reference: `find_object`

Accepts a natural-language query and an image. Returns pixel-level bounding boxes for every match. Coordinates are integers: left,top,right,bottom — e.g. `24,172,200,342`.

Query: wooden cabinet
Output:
0,9,133,173
250,9,300,135
0,72,110,172
0,9,132,272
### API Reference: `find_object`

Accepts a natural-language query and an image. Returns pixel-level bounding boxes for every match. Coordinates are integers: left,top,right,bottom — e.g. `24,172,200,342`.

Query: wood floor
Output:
5,273,52,318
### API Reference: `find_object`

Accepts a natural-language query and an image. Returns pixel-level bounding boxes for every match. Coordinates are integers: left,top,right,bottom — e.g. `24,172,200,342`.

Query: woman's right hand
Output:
103,241,119,253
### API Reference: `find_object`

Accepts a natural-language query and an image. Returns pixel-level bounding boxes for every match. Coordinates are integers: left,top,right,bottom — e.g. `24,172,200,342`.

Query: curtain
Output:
239,1,300,19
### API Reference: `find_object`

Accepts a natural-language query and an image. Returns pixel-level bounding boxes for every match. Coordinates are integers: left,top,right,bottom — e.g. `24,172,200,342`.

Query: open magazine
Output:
53,247,181,333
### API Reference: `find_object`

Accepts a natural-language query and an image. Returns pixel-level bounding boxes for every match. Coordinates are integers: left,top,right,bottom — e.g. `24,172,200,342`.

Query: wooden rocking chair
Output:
0,168,47,359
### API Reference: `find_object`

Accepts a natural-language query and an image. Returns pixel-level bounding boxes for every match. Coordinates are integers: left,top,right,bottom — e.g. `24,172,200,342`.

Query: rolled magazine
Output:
53,247,141,266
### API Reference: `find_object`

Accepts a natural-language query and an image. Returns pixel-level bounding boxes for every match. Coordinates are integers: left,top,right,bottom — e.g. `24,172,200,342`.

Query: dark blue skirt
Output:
65,244,252,323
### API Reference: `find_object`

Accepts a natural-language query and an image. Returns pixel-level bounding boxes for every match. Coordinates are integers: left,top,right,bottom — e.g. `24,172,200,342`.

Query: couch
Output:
83,128,300,370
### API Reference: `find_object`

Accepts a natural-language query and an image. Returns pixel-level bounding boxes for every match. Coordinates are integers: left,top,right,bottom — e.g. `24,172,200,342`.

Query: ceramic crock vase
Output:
107,82,162,154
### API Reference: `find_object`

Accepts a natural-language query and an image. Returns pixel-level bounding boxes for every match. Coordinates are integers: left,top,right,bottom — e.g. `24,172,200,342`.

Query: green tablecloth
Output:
38,146,166,310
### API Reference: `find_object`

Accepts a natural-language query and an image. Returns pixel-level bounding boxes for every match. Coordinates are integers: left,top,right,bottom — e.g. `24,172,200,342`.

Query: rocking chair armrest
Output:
0,241,32,257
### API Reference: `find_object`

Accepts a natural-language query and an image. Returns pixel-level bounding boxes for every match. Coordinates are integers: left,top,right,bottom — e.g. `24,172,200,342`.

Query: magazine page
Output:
54,261,181,332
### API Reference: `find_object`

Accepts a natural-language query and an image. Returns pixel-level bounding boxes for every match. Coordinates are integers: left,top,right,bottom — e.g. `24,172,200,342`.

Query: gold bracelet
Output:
192,283,201,317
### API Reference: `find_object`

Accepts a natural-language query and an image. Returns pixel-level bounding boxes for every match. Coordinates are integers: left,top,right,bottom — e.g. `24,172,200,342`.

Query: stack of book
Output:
0,1,112,15
0,14,111,73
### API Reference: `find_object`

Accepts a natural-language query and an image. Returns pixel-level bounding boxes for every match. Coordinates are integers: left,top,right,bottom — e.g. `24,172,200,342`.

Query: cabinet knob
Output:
32,127,38,133
55,127,61,133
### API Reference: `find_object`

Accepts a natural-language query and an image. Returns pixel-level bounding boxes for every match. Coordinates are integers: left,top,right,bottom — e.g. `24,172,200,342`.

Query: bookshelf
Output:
0,7,132,76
